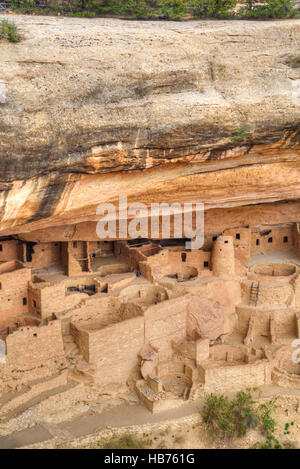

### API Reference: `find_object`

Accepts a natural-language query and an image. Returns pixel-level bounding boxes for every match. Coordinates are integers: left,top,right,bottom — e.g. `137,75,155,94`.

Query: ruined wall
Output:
241,279,294,307
201,360,271,393
5,320,65,367
70,322,90,361
67,295,122,333
0,263,31,330
251,225,295,255
89,316,144,387
0,239,19,262
28,279,89,319
144,296,190,359
117,242,147,270
24,242,61,269
167,250,211,269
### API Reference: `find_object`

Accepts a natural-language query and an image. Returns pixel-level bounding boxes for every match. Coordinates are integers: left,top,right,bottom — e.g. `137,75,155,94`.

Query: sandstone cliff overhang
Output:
0,15,299,236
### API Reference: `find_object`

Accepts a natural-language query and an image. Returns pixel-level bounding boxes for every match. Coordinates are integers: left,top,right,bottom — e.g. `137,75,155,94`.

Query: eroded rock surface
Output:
187,298,226,341
0,15,299,235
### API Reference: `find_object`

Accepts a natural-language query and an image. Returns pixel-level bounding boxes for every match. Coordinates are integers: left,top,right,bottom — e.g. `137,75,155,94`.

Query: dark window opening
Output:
212,236,217,241
283,236,288,243
26,242,36,263
181,253,187,262
260,229,272,237
33,300,37,308
73,242,77,249
204,261,209,268
268,237,273,243
67,286,80,293
224,240,228,244
256,239,260,246
23,298,27,306
236,233,240,240
0,244,2,252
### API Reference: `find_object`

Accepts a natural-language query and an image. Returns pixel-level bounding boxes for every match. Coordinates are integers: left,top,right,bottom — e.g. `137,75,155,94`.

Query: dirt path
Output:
0,400,200,449
0,385,300,449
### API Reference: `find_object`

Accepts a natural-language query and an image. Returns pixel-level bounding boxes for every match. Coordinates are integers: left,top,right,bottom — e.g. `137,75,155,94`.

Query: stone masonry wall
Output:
5,320,65,367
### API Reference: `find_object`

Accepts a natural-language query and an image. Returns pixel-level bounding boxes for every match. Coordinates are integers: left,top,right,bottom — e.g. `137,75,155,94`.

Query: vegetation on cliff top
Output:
7,0,299,20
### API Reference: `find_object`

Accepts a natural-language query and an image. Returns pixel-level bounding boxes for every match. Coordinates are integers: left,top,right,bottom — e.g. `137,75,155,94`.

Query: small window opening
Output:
33,300,37,308
181,253,187,262
283,236,288,243
204,261,209,268
256,239,260,246
212,236,217,241
268,237,273,243
236,233,240,240
23,298,27,306
73,242,77,248
0,244,2,252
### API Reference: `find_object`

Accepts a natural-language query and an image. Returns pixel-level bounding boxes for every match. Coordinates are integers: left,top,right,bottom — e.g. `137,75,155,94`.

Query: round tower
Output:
212,235,235,278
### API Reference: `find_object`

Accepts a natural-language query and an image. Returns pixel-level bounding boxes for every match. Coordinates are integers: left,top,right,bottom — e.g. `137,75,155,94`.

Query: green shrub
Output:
104,0,156,18
100,433,152,449
7,0,298,19
10,0,38,14
158,0,187,18
201,390,258,439
239,0,297,18
0,19,21,43
190,0,236,18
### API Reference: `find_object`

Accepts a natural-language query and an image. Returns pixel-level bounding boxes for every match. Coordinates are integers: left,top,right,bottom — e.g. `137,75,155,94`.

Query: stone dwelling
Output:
0,221,300,416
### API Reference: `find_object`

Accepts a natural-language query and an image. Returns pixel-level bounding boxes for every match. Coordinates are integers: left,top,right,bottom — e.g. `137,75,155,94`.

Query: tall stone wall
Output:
89,316,144,387
144,296,190,359
0,264,31,330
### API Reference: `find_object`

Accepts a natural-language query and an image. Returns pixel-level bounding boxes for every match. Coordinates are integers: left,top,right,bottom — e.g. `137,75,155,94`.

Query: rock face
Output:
187,298,226,341
0,15,299,236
